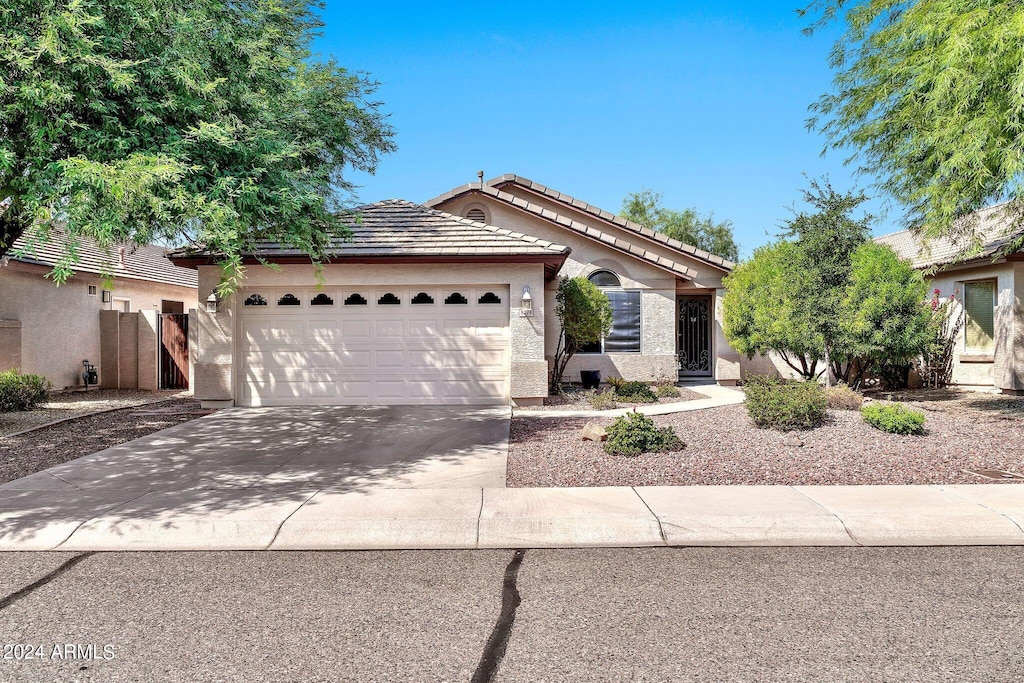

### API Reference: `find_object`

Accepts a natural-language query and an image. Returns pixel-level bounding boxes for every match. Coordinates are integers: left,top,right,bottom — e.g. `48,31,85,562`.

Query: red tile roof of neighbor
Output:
875,201,1024,270
7,226,198,289
425,174,736,278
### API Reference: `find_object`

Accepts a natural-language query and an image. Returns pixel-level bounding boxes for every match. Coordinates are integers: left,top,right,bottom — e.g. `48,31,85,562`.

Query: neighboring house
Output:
170,174,739,408
875,202,1024,394
0,228,199,389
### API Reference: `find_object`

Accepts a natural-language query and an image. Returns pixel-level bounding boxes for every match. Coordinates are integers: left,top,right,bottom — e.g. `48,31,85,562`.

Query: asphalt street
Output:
0,548,1021,682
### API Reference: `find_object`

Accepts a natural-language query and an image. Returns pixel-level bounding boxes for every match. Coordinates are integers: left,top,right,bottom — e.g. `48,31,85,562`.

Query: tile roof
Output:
426,174,735,275
874,202,1024,270
169,199,571,260
426,183,705,279
7,225,198,288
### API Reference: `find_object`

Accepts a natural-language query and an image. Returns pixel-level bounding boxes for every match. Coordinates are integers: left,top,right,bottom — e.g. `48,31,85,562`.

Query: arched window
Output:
588,270,621,287
581,270,640,354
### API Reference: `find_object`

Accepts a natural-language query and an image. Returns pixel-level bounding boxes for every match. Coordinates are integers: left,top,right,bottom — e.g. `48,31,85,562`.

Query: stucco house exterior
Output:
876,203,1024,394
171,174,739,408
0,229,199,389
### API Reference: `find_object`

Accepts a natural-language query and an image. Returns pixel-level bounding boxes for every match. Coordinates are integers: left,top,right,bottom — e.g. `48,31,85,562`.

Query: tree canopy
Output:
722,178,933,386
620,190,740,262
804,0,1024,252
1,0,395,290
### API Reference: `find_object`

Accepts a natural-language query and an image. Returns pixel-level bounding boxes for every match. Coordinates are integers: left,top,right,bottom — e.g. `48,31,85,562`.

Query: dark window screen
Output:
605,291,641,352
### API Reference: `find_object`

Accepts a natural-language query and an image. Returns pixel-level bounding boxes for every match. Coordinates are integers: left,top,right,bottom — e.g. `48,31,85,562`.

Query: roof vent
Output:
465,207,487,223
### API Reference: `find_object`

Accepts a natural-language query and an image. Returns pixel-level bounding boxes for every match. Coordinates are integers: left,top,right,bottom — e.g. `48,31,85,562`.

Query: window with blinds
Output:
579,289,641,354
963,280,995,352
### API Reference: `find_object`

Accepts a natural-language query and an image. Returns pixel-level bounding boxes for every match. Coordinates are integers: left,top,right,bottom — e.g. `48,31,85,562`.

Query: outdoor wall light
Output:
520,285,534,317
206,292,219,313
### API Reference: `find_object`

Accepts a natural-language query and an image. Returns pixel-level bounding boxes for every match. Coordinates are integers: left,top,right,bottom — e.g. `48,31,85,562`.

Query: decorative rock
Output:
581,422,608,442
783,431,804,447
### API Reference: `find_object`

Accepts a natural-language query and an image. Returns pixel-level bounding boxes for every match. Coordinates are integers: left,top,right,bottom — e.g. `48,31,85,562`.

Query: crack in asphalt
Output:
0,552,95,612
471,549,526,683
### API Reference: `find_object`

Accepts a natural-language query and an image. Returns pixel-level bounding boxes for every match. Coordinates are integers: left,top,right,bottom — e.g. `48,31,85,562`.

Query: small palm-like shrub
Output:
614,381,657,403
861,403,926,435
0,370,51,412
743,375,827,430
826,383,863,410
655,384,681,398
604,412,684,457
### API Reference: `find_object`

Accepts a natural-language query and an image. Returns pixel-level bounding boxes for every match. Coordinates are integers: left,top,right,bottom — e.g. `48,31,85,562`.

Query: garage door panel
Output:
374,320,404,337
238,286,509,406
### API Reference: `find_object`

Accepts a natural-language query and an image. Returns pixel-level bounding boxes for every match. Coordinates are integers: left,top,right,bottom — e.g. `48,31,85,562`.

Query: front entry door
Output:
677,296,713,379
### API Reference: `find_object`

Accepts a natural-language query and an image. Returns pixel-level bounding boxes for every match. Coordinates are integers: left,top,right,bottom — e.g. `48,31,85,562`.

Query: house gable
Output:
426,176,732,289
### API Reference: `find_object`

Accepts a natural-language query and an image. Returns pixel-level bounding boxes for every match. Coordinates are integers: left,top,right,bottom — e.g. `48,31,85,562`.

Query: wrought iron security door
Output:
677,297,712,378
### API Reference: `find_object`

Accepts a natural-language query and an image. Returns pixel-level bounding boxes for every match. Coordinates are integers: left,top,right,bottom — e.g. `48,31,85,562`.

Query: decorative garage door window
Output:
580,271,641,354
411,292,435,305
244,293,268,306
478,292,502,304
445,292,469,305
345,293,368,306
377,293,400,305
278,293,301,306
311,293,334,306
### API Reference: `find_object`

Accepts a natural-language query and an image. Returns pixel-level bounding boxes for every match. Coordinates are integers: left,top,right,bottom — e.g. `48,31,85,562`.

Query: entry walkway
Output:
1,483,1022,551
514,384,744,418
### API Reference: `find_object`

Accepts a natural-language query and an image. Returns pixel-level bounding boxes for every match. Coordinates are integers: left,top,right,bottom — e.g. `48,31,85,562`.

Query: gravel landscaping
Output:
508,395,1024,487
0,389,186,437
0,397,211,485
536,385,706,411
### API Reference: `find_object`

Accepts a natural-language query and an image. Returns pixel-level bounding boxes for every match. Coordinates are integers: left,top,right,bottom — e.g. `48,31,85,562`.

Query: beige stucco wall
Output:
435,192,735,386
0,263,198,388
193,261,546,406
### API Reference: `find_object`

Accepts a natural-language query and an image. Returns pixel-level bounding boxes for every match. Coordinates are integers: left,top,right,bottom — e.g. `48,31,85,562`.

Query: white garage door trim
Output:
236,286,511,406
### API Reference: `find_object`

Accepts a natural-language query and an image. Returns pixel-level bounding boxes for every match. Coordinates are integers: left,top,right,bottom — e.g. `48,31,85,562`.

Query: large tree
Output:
1,0,395,290
804,0,1024,252
620,190,740,262
722,177,932,386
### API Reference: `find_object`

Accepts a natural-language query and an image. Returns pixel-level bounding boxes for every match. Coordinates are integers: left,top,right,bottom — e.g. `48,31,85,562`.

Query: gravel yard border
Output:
0,397,211,485
508,394,1024,488
2,395,182,439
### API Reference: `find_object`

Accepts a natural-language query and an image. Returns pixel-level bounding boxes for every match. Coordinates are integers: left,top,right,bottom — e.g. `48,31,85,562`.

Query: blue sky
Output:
315,2,890,259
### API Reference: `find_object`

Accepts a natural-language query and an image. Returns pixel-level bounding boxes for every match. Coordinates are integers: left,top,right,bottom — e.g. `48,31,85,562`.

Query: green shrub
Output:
604,411,684,457
605,376,626,391
826,383,863,411
861,403,926,435
613,381,657,403
743,375,827,430
586,390,618,410
0,370,51,412
655,384,681,398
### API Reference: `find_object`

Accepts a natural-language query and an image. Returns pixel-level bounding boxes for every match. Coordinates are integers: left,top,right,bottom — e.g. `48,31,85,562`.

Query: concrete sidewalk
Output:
2,484,1022,551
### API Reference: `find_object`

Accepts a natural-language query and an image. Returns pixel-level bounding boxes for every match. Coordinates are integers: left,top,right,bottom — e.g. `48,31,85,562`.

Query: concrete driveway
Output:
1,405,510,493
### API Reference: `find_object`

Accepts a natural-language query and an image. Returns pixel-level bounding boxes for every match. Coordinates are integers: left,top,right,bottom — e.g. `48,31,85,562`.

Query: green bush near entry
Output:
604,412,684,457
613,381,657,403
743,375,827,430
861,403,926,435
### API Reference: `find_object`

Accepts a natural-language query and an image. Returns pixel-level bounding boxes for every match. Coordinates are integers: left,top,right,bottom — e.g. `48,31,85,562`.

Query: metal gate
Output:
159,313,189,390
677,297,712,378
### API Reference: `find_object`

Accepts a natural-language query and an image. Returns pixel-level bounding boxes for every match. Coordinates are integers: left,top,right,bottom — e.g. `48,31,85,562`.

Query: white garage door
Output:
237,286,510,406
